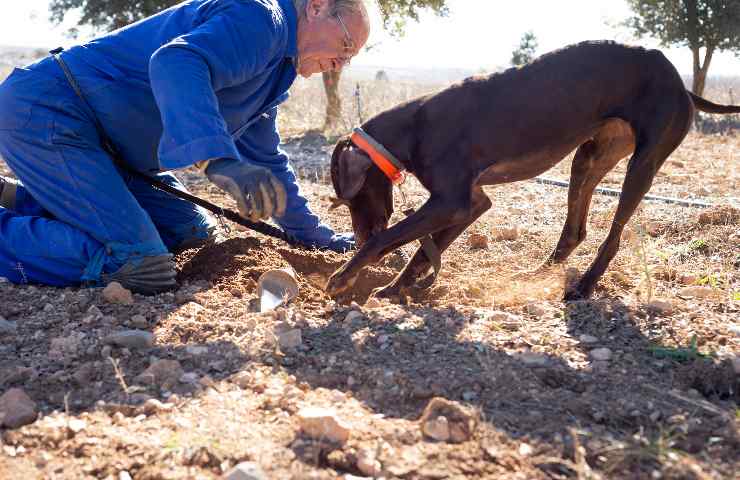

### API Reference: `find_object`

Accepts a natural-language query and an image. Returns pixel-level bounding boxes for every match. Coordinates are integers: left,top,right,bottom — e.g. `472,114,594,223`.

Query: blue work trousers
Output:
0,68,215,287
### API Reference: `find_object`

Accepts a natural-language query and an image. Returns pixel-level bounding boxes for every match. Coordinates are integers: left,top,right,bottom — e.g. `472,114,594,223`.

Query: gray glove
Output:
205,158,287,222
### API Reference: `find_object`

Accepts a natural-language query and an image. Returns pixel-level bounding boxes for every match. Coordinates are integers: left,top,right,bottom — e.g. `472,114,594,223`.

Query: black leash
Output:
49,47,301,247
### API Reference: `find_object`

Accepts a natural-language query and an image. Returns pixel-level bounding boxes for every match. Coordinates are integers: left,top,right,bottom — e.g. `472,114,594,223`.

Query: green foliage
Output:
625,0,740,52
51,1,451,36
49,0,180,32
649,335,712,362
376,0,449,37
511,31,538,67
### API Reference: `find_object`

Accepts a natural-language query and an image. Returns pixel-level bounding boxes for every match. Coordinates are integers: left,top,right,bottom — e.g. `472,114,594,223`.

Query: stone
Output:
179,372,199,384
102,282,134,305
364,298,382,309
678,286,714,299
579,334,599,345
138,399,173,415
344,310,364,323
514,352,549,367
296,407,351,445
491,226,519,241
732,356,740,376
134,360,183,389
590,348,613,361
0,316,16,335
524,302,546,317
729,324,740,337
647,299,674,315
677,273,698,286
223,462,268,480
419,397,476,444
357,448,382,477
185,345,208,356
698,205,740,225
422,415,450,442
72,362,96,386
104,330,154,350
277,329,302,350
0,388,37,428
467,233,489,249
130,315,148,329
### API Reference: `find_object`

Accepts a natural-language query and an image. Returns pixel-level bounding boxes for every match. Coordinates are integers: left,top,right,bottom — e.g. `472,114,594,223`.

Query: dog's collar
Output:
350,128,406,185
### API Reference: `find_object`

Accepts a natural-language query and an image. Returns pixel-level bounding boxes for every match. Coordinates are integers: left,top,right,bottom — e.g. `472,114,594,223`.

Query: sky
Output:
1,0,739,76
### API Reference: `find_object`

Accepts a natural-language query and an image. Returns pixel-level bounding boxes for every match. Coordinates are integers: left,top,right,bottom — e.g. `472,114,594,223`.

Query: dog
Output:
326,41,740,301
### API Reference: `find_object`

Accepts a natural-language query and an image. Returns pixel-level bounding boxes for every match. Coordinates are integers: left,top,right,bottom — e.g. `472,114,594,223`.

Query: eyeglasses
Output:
335,11,356,66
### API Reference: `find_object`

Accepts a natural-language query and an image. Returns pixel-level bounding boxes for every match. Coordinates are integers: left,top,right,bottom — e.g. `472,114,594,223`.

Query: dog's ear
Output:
332,142,373,201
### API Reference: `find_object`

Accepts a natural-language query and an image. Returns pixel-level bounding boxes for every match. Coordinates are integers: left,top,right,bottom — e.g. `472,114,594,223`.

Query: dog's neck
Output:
360,99,423,174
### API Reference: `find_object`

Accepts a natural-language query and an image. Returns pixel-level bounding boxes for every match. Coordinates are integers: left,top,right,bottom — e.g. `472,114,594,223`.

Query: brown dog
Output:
327,41,740,300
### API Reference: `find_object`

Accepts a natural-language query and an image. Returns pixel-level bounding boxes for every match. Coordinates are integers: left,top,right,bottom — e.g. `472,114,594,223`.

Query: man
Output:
0,0,370,294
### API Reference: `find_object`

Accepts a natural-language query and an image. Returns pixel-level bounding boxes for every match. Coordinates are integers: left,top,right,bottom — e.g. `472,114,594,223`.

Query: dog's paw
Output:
325,270,357,297
371,284,402,301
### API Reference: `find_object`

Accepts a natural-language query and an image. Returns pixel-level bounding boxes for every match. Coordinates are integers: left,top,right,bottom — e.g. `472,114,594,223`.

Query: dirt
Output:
1,131,739,479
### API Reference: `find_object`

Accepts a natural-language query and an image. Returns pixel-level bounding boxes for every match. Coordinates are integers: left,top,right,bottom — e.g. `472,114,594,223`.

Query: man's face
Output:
295,0,370,78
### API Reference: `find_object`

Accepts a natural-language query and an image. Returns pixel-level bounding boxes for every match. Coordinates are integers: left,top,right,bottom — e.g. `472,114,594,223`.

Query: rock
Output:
356,448,382,477
72,362,96,386
678,286,714,299
518,443,534,457
732,356,740,376
422,415,450,442
223,462,268,480
296,407,351,445
277,329,302,350
524,302,546,317
185,345,208,356
137,398,173,415
0,388,37,428
0,316,16,335
102,282,134,305
104,330,154,350
68,418,87,433
579,334,599,345
491,226,519,241
364,298,382,309
130,315,148,329
677,273,698,285
590,348,613,361
467,233,489,249
698,205,740,225
419,397,476,444
134,360,183,389
514,352,549,367
49,334,83,360
344,310,364,323
647,299,674,315
179,372,199,384
729,324,740,337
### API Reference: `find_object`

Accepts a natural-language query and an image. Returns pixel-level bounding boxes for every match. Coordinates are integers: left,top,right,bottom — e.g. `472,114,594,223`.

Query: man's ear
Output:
336,146,373,200
305,0,331,22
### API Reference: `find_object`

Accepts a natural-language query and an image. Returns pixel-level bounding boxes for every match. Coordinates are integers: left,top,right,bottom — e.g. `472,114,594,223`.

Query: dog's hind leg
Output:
544,120,635,267
565,100,692,300
372,187,492,299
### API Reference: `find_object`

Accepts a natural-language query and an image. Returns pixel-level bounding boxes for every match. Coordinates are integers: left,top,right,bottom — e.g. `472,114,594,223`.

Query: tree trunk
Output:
322,70,342,131
691,45,714,98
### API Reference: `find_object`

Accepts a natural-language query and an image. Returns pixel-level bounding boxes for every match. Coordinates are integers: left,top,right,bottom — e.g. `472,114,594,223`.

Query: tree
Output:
322,0,449,131
49,0,450,131
511,31,538,67
625,0,740,97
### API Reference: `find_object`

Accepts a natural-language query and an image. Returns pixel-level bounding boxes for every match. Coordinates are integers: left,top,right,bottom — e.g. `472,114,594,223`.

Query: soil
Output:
1,131,738,480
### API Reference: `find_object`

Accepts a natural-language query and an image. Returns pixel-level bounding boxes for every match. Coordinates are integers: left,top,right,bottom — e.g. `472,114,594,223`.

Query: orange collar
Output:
350,128,406,185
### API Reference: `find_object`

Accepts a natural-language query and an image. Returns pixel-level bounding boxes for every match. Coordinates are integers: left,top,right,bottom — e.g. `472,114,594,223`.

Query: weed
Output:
648,335,712,362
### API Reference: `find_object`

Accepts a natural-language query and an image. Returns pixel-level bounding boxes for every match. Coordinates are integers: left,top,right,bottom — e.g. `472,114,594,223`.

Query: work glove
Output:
205,159,287,222
288,225,355,253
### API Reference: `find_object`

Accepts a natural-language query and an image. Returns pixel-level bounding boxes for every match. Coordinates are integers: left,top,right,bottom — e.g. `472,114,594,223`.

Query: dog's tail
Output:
688,91,740,114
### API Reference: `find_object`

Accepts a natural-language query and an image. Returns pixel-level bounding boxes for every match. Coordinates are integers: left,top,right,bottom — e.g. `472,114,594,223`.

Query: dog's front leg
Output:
326,197,470,296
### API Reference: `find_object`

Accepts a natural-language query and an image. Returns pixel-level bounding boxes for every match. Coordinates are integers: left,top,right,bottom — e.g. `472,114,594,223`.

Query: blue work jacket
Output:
37,0,299,173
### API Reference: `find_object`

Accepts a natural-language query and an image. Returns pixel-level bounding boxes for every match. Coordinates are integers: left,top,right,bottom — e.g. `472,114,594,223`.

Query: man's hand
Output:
205,159,287,222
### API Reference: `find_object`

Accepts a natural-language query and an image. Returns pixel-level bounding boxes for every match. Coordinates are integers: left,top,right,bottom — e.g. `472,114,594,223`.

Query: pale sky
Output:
1,0,739,75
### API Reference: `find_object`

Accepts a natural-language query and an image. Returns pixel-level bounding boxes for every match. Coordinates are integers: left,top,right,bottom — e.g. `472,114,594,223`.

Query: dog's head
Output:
330,137,394,247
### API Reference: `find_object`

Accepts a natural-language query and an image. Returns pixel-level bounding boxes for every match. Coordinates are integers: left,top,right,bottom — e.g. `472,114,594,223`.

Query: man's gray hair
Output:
293,0,367,17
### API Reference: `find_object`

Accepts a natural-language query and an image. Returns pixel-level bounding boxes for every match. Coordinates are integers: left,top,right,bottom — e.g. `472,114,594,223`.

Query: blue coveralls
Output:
0,0,338,287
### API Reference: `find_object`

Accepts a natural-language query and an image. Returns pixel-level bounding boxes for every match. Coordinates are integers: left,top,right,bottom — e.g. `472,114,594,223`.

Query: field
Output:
1,63,739,479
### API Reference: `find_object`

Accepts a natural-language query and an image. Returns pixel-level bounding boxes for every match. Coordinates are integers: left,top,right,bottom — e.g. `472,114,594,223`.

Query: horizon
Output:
0,0,739,76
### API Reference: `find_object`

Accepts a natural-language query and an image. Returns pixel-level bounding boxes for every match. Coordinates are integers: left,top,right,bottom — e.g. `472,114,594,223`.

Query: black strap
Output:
49,48,300,247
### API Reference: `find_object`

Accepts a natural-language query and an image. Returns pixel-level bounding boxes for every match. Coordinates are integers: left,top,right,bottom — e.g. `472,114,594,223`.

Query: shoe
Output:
0,176,18,210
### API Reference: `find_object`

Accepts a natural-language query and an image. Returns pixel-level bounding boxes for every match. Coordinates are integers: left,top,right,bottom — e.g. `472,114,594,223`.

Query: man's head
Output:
294,0,370,78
